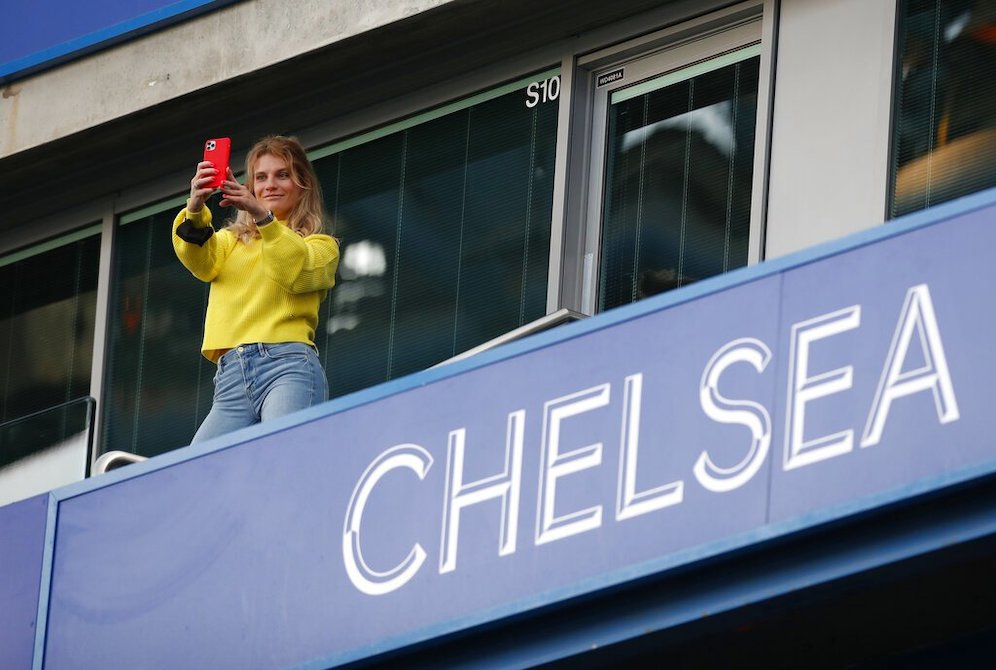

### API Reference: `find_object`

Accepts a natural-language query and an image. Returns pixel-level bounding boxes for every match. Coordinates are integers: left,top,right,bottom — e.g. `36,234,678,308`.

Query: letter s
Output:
525,82,540,108
695,338,772,492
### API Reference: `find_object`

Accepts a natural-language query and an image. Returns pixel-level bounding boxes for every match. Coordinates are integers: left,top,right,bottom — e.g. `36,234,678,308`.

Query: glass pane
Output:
0,233,99,423
0,397,95,507
0,398,93,468
598,54,759,311
315,74,558,397
102,194,235,458
101,72,559,456
892,0,996,216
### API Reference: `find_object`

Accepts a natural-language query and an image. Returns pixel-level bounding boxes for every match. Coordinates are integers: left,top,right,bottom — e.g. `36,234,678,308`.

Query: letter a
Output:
861,284,959,447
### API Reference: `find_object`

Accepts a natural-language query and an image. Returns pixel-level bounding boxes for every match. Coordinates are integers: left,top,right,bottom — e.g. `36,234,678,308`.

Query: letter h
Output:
439,411,525,574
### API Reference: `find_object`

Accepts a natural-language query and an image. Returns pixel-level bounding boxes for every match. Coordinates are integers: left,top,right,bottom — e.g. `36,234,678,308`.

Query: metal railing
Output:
433,308,587,368
92,450,148,474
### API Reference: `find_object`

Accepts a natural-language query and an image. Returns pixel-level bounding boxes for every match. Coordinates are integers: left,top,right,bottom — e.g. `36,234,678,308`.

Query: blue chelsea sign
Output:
4,190,996,668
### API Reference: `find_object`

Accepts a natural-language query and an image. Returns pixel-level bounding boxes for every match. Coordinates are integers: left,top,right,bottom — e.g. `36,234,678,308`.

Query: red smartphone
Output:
202,137,231,190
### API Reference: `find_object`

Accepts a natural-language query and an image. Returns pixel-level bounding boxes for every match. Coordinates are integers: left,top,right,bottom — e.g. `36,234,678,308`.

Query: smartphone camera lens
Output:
206,141,216,150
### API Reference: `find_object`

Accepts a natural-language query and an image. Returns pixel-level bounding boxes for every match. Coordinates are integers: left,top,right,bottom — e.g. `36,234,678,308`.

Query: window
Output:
0,229,99,499
312,70,559,397
0,229,100,424
581,17,764,313
892,0,996,217
101,71,560,456
103,199,225,458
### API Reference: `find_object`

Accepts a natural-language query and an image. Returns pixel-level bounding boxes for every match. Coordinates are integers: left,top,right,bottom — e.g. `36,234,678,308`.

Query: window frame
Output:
559,1,773,315
0,223,105,485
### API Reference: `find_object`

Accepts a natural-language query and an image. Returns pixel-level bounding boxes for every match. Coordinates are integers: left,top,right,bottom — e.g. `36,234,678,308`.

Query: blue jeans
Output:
191,342,328,444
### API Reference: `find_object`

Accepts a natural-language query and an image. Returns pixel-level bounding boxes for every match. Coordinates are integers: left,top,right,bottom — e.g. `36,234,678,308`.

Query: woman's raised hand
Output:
187,161,221,213
219,167,268,220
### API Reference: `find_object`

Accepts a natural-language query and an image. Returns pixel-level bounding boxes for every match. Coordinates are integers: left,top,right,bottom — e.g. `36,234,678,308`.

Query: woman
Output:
173,135,340,443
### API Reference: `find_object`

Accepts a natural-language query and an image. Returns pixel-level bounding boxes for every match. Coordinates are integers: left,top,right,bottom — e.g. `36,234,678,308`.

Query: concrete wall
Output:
764,0,897,258
0,0,455,159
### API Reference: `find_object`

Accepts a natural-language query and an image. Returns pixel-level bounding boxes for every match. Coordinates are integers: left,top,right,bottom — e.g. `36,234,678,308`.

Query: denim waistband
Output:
219,342,317,362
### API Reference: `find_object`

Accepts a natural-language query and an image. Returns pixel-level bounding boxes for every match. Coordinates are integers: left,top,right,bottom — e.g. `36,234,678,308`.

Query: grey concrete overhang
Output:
0,0,678,233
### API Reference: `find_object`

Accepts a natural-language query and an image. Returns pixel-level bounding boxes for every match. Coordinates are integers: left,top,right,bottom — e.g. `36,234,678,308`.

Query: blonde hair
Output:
227,135,329,244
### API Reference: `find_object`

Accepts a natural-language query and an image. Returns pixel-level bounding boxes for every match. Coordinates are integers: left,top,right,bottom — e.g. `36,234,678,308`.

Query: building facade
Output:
2,0,995,667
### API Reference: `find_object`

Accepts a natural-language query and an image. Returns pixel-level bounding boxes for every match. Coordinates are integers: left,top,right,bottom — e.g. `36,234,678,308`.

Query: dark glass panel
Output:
0,398,94,470
317,77,558,398
892,0,996,216
0,235,99,424
457,91,558,354
315,134,405,396
102,195,233,457
391,111,471,379
599,56,759,311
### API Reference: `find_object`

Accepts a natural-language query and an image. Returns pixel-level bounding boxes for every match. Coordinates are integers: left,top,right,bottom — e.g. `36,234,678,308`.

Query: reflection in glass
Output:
0,398,94,507
599,53,760,311
892,0,996,216
0,233,99,423
314,80,558,397
103,195,234,458
100,74,558,456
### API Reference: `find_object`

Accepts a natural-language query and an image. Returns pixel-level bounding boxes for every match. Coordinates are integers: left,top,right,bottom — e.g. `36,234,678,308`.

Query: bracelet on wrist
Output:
254,210,275,227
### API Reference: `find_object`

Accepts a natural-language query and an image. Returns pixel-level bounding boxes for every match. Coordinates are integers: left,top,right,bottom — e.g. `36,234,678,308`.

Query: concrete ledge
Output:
0,0,455,159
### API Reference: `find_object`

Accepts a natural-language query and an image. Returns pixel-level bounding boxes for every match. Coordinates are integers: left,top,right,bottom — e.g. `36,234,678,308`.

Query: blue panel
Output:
768,205,996,520
0,1,238,82
0,495,50,670
44,276,783,669
37,189,996,668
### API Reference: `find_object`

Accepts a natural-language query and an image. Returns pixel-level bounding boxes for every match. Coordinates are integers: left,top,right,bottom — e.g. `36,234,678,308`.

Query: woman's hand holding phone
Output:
188,138,266,220
219,167,268,220
187,160,220,213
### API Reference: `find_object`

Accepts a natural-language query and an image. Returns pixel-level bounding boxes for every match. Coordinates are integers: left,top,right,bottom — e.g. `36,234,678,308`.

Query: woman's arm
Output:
172,206,231,281
258,223,340,293
171,161,229,280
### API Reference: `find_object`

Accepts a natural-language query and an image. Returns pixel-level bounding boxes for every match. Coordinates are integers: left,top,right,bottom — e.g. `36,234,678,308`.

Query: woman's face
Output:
252,153,303,220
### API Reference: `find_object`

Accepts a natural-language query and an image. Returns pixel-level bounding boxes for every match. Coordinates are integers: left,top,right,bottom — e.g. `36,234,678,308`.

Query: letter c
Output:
343,444,433,596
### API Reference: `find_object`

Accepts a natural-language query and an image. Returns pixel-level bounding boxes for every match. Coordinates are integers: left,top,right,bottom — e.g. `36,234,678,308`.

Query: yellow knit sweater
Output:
172,206,340,363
